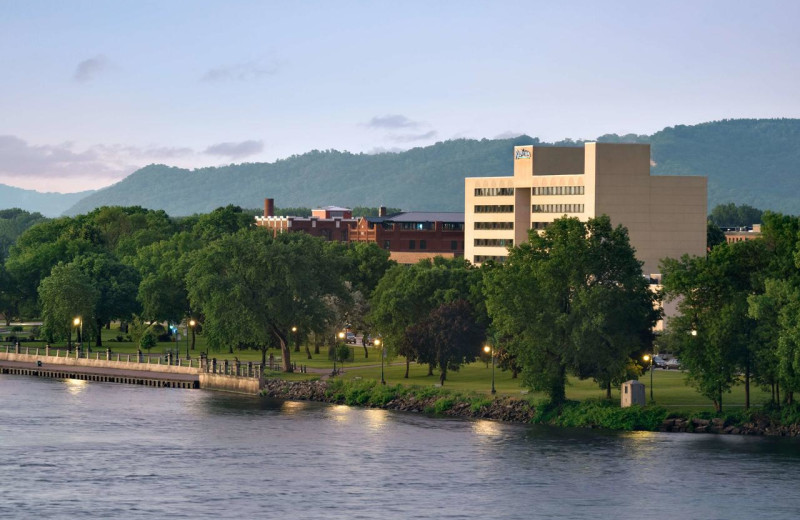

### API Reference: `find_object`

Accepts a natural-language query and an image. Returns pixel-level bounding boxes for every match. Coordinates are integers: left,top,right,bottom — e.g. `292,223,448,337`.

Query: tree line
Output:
3,203,799,410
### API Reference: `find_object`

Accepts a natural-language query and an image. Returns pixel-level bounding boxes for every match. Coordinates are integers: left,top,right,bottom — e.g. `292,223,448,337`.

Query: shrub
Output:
432,397,455,414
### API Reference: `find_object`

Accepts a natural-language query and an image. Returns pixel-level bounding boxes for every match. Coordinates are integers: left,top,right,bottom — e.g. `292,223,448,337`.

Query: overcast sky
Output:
1,0,798,193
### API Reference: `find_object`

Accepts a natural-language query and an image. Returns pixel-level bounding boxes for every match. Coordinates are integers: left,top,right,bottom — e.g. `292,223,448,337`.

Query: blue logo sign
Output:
515,149,531,160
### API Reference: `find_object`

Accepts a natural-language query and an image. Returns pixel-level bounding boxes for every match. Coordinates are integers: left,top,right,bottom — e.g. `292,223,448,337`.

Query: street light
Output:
643,354,654,403
335,331,345,376
73,317,82,357
483,345,496,394
186,318,196,359
374,338,384,385
292,326,298,352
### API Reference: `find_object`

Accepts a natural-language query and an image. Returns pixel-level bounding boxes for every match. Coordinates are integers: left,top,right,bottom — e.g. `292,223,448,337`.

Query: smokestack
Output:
378,206,387,217
264,198,274,218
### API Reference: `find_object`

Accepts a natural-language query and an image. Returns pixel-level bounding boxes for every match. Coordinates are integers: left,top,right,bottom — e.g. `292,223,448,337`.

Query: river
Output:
2,375,799,519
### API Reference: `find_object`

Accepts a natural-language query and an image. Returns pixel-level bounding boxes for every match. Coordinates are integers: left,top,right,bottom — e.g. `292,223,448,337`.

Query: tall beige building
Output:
464,143,706,276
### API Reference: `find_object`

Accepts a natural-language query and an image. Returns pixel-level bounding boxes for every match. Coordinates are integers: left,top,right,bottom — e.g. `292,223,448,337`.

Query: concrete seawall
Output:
0,350,262,395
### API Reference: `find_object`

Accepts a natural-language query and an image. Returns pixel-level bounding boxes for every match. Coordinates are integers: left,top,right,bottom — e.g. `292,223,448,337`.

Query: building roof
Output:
385,211,465,223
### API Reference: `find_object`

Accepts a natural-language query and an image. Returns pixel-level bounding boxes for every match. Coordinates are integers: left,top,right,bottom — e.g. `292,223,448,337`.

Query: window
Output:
420,240,427,250
474,239,513,247
532,186,585,196
474,255,506,264
474,187,515,196
451,240,458,250
474,221,513,230
531,204,584,214
531,222,549,230
409,240,415,250
442,222,464,231
341,230,348,241
474,205,514,213
383,240,391,250
474,221,514,230
400,222,434,231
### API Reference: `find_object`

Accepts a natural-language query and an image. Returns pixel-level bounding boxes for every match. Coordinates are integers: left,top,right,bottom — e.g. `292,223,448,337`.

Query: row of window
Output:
383,240,462,251
474,238,513,247
474,221,514,230
532,186,584,196
474,205,514,213
531,222,549,230
400,222,434,231
532,204,584,213
474,187,514,197
442,223,465,231
474,255,506,264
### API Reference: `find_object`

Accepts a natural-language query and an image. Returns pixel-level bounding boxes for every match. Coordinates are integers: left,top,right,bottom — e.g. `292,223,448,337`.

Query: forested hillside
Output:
0,185,92,217
19,118,800,216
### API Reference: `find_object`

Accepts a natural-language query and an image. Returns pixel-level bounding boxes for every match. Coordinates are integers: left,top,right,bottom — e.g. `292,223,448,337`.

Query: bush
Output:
532,399,668,431
432,397,456,414
139,332,157,351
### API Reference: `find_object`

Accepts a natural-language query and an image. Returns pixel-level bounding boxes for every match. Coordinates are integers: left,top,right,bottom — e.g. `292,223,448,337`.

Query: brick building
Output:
254,199,464,264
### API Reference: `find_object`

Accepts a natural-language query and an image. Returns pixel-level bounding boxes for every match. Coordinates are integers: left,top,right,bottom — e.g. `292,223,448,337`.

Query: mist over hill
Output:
5,119,798,218
0,184,93,217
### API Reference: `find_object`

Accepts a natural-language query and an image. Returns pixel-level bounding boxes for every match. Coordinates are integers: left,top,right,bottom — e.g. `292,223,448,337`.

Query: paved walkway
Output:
0,359,199,382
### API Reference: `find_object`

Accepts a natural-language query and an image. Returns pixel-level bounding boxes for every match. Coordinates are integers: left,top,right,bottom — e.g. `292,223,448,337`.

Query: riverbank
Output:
261,379,800,437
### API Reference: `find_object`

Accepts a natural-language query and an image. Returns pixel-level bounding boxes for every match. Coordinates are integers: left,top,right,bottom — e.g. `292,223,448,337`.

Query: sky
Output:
1,0,798,193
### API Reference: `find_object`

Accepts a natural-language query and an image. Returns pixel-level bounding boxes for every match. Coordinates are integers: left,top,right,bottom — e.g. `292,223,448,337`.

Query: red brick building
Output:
255,199,464,263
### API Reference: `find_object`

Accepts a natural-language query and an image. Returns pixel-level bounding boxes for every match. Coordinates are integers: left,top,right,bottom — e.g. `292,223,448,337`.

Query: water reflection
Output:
280,400,309,414
364,408,388,432
64,378,87,396
472,419,502,439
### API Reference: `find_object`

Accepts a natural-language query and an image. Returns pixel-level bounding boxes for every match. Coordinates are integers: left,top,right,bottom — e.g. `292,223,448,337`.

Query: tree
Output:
406,300,485,385
709,203,763,228
661,239,769,411
38,262,99,345
187,229,348,371
369,257,484,378
707,221,726,251
73,253,141,347
485,216,659,402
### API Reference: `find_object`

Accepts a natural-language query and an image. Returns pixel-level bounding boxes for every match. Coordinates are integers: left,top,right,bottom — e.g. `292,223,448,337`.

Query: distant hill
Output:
51,118,800,217
0,184,93,217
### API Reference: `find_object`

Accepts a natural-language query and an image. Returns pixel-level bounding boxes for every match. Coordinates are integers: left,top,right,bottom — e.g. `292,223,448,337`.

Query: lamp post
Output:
186,319,196,359
483,345,496,394
643,354,654,403
291,326,298,353
73,317,82,357
335,331,345,376
374,338,384,385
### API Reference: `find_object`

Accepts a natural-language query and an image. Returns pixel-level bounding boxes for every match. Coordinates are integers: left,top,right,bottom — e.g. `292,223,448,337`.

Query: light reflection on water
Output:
1,375,799,519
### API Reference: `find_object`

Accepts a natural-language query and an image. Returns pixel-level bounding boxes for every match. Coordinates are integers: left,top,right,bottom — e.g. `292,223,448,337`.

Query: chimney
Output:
378,206,387,217
264,198,274,218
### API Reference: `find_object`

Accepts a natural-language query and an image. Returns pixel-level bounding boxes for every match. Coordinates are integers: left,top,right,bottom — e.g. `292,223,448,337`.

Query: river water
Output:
2,375,799,519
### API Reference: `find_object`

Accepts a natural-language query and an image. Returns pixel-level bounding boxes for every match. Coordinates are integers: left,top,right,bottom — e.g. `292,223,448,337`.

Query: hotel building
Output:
464,143,707,277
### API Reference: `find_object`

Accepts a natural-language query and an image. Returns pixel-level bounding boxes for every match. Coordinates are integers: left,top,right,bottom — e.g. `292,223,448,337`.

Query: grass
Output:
337,362,774,412
5,323,776,413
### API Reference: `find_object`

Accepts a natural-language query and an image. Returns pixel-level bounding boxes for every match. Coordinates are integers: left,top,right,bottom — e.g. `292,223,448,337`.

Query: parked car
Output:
651,355,668,369
665,358,682,370
345,332,357,344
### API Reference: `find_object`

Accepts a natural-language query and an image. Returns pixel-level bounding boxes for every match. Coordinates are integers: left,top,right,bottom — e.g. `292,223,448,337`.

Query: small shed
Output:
621,380,646,407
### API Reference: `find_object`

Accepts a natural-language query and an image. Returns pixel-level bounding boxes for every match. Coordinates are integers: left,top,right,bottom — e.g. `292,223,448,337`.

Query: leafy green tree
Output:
73,253,141,347
406,299,485,385
661,239,769,411
190,205,254,242
707,221,726,250
38,262,99,346
485,216,658,402
709,203,763,228
188,229,348,371
369,257,484,378
0,208,47,261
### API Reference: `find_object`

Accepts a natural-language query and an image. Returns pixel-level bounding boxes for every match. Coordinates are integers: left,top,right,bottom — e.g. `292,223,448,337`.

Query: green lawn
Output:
339,362,773,412
6,323,774,412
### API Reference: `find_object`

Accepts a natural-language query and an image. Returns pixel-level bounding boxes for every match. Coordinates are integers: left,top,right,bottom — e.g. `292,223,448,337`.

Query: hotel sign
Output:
514,149,531,160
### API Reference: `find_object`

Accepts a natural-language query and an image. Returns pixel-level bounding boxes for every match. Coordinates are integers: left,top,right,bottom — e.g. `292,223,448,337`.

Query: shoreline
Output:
261,379,800,437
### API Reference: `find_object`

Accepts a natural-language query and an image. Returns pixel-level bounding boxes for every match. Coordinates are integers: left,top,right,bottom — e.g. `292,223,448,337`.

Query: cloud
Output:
367,146,405,154
387,130,438,143
494,131,523,139
201,60,280,82
74,55,110,83
203,140,264,159
366,114,421,129
0,135,200,193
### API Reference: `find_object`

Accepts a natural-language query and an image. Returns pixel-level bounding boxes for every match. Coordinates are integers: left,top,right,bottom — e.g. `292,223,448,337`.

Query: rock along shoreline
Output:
261,379,800,437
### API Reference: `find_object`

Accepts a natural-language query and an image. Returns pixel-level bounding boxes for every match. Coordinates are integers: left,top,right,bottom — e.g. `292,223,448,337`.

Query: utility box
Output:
621,380,646,407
